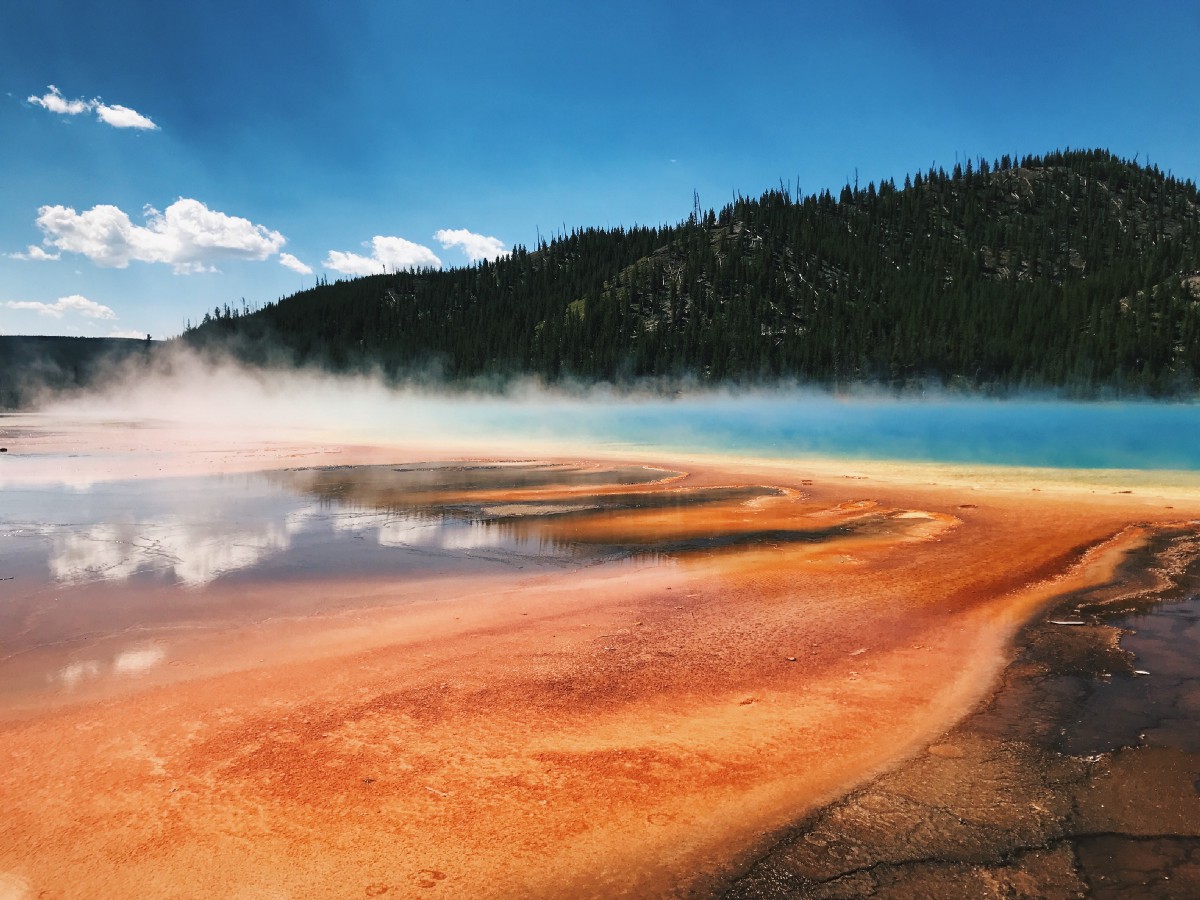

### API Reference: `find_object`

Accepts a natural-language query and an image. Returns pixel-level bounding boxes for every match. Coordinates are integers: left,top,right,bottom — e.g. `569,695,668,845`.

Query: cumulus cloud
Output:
323,250,381,276
27,85,158,130
279,252,313,275
5,294,117,320
32,199,286,274
94,103,158,130
324,235,442,276
27,85,91,116
434,228,509,262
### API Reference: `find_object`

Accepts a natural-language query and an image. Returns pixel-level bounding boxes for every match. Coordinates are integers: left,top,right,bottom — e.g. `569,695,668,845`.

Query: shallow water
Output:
0,469,605,591
1062,593,1200,756
0,464,651,703
1,460,911,711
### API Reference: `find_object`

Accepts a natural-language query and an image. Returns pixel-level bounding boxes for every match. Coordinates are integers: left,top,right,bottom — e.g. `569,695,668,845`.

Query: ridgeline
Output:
181,149,1199,395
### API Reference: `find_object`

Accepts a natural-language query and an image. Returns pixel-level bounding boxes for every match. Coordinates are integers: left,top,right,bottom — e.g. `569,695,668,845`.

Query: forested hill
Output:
185,150,1200,395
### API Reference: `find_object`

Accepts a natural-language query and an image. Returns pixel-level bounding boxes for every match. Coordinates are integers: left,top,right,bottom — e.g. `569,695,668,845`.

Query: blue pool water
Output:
443,395,1200,470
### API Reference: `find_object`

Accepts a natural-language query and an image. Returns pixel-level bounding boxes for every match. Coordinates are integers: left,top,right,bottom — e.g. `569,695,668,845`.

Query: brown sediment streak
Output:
975,524,1155,629
1,424,1199,898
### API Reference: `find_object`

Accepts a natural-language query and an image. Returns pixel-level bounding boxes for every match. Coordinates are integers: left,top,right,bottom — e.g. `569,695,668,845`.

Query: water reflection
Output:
51,646,166,693
272,466,798,559
2,462,938,598
2,463,688,590
54,660,100,691
1,460,954,711
112,646,167,675
280,504,585,562
48,519,296,586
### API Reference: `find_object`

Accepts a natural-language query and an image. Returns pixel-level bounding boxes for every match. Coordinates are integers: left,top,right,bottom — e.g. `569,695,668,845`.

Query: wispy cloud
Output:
279,252,313,275
434,228,509,262
7,244,61,261
27,85,159,130
324,235,442,276
31,199,286,274
5,294,117,320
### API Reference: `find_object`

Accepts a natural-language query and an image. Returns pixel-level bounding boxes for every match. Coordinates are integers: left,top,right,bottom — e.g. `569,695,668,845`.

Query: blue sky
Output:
1,0,1197,339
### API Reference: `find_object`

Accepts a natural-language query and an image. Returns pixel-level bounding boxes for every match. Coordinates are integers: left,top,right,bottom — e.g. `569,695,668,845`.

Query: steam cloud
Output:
25,343,1200,473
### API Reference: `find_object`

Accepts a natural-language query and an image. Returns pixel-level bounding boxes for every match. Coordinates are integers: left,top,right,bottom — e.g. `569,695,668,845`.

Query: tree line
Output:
185,149,1200,396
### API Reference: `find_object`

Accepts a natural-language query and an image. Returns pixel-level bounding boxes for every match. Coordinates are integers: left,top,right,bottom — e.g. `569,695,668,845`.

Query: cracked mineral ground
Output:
721,531,1200,899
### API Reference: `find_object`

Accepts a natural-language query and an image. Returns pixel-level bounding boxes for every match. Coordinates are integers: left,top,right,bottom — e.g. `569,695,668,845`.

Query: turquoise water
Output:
449,395,1200,470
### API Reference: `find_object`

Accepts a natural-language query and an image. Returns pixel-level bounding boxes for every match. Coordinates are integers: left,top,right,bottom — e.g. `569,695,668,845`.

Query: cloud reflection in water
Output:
112,646,166,675
32,476,574,589
11,463,665,591
48,519,298,586
51,646,166,692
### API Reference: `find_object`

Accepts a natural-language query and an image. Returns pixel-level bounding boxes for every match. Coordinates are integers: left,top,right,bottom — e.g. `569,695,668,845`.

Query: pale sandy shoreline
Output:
2,413,1199,898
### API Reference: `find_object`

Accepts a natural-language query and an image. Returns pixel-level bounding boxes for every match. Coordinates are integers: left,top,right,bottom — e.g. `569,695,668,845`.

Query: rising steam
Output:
20,341,1200,472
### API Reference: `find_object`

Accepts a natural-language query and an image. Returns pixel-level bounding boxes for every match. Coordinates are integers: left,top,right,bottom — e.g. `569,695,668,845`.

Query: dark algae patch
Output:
720,527,1200,899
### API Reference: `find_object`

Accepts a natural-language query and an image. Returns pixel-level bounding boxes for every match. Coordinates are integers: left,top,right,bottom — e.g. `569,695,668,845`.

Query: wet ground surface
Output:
1,448,995,898
721,531,1200,899
0,462,820,597
4,430,1200,898
0,461,924,713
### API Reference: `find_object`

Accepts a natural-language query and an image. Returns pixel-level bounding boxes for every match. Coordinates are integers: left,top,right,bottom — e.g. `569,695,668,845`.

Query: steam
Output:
32,344,710,462
26,342,1200,471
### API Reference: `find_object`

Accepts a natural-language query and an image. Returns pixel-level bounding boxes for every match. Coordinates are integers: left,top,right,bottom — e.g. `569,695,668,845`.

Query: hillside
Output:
185,150,1200,395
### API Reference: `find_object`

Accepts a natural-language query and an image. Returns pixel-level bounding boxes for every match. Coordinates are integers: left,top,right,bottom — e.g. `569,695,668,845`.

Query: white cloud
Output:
434,228,510,262
94,102,158,130
5,294,117,320
108,328,148,339
7,244,61,261
374,236,442,270
27,85,159,130
33,199,286,274
27,85,90,115
324,235,442,275
323,250,383,276
279,252,313,275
